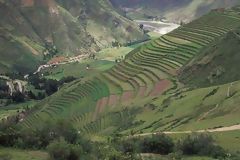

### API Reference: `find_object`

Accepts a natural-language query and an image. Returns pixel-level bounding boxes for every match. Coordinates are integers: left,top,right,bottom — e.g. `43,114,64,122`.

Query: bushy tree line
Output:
28,74,76,97
0,120,76,148
43,43,58,61
177,133,226,158
0,118,234,160
0,74,76,105
0,118,141,160
116,133,229,159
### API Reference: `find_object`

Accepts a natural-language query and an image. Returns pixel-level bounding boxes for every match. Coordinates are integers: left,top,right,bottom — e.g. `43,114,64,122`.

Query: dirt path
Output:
227,82,234,97
33,54,88,74
132,124,240,137
197,104,219,121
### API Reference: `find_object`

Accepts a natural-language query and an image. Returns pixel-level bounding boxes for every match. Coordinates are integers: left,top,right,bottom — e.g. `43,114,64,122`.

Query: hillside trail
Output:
132,124,240,137
197,104,219,121
227,82,234,97
33,54,87,74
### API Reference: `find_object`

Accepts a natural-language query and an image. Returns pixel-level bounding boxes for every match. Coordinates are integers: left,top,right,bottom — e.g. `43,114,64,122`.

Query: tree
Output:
12,91,25,103
177,133,226,158
141,134,174,155
45,79,58,96
47,138,83,160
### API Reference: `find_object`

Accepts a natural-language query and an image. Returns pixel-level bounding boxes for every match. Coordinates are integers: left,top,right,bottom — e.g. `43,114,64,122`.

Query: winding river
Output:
135,20,180,35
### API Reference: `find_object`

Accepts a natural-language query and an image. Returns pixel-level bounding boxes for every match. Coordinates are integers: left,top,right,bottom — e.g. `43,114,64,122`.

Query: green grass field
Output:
0,148,48,160
96,43,145,61
0,101,37,120
42,60,115,80
120,80,240,134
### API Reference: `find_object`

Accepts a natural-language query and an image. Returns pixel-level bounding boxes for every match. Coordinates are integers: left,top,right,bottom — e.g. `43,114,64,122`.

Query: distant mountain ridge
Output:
111,0,240,23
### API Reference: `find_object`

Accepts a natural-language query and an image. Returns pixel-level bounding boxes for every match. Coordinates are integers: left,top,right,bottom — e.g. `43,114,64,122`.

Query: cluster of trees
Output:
43,42,58,60
112,38,150,48
115,56,125,63
0,120,80,149
1,116,240,160
0,74,77,106
115,133,231,160
0,119,139,160
28,74,76,98
178,134,226,158
112,41,121,47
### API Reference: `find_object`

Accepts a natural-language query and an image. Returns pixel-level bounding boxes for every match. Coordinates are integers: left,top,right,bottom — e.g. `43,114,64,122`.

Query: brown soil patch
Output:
92,99,102,121
138,87,147,97
99,97,109,113
150,79,171,96
121,91,135,102
21,0,34,7
48,56,67,64
36,0,55,7
107,94,120,107
168,69,178,76
92,97,109,121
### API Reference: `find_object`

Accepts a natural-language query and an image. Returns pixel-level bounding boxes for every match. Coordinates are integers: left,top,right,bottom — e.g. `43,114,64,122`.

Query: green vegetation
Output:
0,0,144,74
2,4,240,160
6,6,240,139
0,148,48,160
41,60,114,80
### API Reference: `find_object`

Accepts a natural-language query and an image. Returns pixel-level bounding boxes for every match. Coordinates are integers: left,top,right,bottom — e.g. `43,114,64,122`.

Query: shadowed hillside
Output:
0,0,144,74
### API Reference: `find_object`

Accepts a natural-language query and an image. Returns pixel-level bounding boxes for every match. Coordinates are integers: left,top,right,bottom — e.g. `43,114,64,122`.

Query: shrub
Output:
16,128,40,149
178,133,226,158
119,138,141,153
12,91,25,103
45,79,58,96
47,138,83,160
140,134,174,155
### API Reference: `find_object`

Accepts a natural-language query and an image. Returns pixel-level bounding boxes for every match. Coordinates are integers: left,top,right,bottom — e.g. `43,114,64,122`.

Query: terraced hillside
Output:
14,7,240,136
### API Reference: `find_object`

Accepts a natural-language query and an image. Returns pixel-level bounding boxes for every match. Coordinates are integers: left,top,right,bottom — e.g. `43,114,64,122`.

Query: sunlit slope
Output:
179,7,240,87
125,80,240,134
16,7,240,135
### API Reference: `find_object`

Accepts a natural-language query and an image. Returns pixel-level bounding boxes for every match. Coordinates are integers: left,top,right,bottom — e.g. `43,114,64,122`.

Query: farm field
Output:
42,59,115,80
15,7,240,139
1,4,240,160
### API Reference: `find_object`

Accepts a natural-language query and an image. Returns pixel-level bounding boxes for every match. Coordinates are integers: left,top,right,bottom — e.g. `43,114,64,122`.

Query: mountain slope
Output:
11,6,240,136
0,0,144,74
179,27,240,87
111,0,240,23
